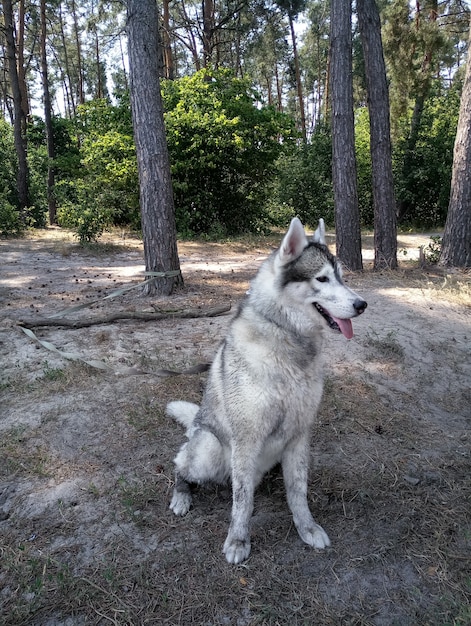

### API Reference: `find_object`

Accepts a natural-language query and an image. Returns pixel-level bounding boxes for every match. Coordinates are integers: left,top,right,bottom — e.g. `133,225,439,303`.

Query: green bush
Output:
57,199,109,243
0,200,25,237
355,108,374,227
0,120,17,208
394,89,460,227
162,69,297,235
273,127,334,228
56,102,139,240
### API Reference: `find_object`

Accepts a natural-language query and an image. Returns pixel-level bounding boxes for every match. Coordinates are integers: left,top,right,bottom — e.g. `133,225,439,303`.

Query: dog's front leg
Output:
282,436,331,550
223,451,256,564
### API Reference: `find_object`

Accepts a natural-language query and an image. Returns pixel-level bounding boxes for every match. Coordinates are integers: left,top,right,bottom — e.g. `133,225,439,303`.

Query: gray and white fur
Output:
166,218,367,564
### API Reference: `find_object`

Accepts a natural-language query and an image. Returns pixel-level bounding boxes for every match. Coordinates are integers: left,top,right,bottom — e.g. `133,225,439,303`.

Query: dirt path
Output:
0,229,469,625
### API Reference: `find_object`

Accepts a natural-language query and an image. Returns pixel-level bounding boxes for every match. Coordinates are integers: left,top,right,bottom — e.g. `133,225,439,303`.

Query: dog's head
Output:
276,218,367,339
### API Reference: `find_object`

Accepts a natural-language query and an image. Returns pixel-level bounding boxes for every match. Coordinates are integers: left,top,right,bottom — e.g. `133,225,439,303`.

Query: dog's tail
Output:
166,401,199,431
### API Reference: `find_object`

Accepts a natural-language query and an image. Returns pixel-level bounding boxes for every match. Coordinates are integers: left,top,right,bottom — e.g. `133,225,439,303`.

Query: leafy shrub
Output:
56,103,139,240
355,108,374,227
393,89,460,227
162,69,296,235
423,235,442,264
0,120,17,208
0,200,25,237
57,200,108,243
273,127,333,228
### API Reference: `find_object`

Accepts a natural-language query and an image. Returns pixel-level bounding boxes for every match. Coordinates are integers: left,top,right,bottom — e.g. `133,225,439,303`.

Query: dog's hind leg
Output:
282,436,331,550
170,427,230,516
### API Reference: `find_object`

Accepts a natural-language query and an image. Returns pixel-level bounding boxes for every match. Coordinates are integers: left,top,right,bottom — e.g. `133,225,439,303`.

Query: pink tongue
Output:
332,316,353,339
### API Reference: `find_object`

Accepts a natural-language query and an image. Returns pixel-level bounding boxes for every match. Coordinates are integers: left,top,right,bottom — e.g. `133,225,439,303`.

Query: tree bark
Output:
330,0,363,270
71,0,85,105
40,0,57,225
288,12,307,141
162,0,174,79
59,2,76,116
357,0,397,270
202,0,215,67
17,0,29,121
2,0,29,214
439,16,471,267
127,0,182,296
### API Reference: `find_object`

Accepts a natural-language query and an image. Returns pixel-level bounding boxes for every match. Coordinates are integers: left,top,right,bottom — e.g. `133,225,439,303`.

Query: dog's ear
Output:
312,218,326,245
278,217,308,264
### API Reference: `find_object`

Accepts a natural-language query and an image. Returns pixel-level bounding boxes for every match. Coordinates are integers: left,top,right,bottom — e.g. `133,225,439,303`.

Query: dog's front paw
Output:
223,536,251,564
170,490,192,516
297,523,331,549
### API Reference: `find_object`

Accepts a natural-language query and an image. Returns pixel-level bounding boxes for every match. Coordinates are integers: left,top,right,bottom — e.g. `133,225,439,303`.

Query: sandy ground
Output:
0,228,469,625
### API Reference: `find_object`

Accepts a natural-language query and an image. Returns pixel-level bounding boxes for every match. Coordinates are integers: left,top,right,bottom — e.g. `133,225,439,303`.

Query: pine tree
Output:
440,15,471,267
357,0,397,269
127,0,182,295
330,0,363,270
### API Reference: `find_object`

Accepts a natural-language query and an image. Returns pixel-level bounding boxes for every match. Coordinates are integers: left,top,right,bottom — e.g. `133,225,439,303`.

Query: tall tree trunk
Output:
17,0,29,121
439,16,471,267
59,2,76,116
127,0,182,296
202,0,215,67
40,0,57,225
94,27,103,99
330,0,363,270
3,0,29,214
71,0,85,104
357,0,397,270
162,0,174,79
119,34,129,90
288,12,306,141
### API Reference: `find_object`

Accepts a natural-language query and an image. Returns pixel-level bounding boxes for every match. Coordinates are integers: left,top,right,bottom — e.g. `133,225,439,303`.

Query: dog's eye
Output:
316,276,329,283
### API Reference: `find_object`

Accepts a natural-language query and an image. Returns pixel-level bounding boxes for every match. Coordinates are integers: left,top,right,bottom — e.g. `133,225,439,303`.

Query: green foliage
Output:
56,195,110,243
423,235,442,264
355,108,374,226
273,126,333,227
394,89,460,226
52,80,295,239
0,200,25,237
161,69,297,235
0,120,17,206
0,120,25,236
56,100,139,240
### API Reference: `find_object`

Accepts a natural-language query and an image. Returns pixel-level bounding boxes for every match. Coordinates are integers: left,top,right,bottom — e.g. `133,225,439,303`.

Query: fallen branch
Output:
18,304,232,329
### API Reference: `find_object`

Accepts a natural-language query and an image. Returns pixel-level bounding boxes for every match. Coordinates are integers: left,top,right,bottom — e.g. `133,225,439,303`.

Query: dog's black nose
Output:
354,299,367,315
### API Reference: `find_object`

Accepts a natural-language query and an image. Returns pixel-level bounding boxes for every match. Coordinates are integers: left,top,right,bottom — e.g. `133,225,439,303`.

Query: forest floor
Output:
0,227,470,626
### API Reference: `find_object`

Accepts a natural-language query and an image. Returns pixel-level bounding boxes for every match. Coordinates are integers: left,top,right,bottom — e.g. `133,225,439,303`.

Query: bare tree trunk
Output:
40,0,57,225
2,0,29,214
94,27,103,99
127,0,182,296
118,34,129,90
357,0,397,270
330,0,363,270
71,0,85,104
439,16,471,267
202,0,215,67
17,0,29,121
59,2,76,116
162,0,174,79
288,12,306,141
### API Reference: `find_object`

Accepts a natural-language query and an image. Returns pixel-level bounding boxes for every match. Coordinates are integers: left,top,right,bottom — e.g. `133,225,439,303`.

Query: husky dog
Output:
166,218,367,564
